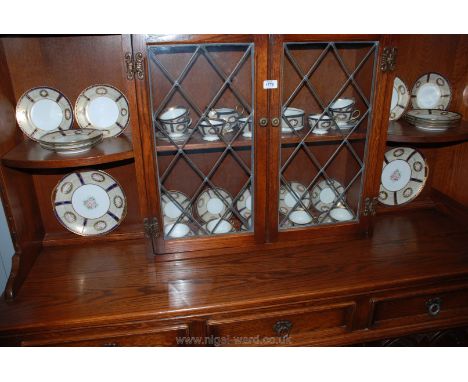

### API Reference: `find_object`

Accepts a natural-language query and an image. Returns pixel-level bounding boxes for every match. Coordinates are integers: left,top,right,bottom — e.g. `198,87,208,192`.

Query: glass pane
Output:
147,43,255,239
278,41,378,230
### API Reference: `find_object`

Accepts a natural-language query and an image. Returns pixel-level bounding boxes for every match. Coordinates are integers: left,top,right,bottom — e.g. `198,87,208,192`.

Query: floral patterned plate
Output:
52,170,126,236
378,147,428,206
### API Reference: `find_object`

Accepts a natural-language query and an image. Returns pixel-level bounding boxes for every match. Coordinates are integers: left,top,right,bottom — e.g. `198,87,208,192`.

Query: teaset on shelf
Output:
15,84,130,154
161,186,253,238
155,105,253,142
282,97,361,135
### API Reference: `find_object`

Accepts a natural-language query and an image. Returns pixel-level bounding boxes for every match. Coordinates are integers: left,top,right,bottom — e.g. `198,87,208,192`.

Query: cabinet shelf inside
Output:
1,135,134,169
387,119,468,144
281,130,367,145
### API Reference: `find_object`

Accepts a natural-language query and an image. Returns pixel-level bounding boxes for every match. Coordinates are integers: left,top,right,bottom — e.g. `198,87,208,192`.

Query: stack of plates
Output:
404,109,461,131
39,128,103,154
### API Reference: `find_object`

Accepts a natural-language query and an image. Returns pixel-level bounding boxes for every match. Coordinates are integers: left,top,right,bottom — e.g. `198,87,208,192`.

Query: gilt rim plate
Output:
196,187,233,223
16,87,73,141
236,188,253,220
161,190,191,224
378,147,428,206
389,76,410,121
75,84,130,138
311,179,345,212
52,170,127,236
411,73,451,110
279,181,311,216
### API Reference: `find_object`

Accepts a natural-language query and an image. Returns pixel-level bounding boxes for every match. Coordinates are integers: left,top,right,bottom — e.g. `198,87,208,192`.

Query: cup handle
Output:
235,105,245,116
187,117,192,128
351,109,360,121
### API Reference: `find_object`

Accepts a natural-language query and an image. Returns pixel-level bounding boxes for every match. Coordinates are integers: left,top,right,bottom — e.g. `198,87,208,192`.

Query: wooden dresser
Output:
0,34,467,346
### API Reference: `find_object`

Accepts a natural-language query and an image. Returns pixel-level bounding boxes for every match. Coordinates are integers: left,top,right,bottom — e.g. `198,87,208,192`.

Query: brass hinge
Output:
125,52,145,81
380,47,397,72
363,197,378,216
143,217,160,238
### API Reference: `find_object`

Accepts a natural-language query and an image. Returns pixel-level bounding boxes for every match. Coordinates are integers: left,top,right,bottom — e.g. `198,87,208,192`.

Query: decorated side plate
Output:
39,128,103,154
236,188,253,220
378,147,428,206
279,181,310,215
52,170,126,236
389,76,410,121
161,190,191,224
16,87,73,141
311,179,345,212
196,187,233,223
75,84,130,137
411,73,451,110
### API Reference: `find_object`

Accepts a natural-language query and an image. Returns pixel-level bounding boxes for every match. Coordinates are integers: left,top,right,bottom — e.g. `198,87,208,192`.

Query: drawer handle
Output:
273,320,293,338
426,297,442,317
102,342,119,347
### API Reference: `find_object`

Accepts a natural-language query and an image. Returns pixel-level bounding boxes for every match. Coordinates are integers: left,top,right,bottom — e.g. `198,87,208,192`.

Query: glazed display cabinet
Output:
0,35,467,347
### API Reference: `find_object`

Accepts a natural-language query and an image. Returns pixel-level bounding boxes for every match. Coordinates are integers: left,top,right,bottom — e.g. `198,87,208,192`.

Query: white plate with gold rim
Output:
52,170,126,236
311,179,345,212
164,223,194,238
196,187,233,223
389,76,410,121
161,190,191,224
378,147,428,206
202,218,236,235
75,84,130,138
236,188,253,220
279,181,310,215
411,73,451,110
16,87,73,141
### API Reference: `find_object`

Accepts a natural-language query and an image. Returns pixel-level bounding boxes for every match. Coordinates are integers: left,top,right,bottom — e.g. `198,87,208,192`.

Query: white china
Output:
199,119,226,141
236,188,252,219
308,114,335,135
164,223,191,238
311,179,345,212
16,87,73,141
288,210,314,225
204,218,234,234
389,77,410,121
161,191,191,224
75,85,130,138
404,109,461,131
52,170,126,236
239,116,253,138
196,187,233,223
330,98,355,111
378,147,428,206
209,107,240,132
329,208,354,222
281,107,305,133
279,181,310,215
411,73,451,110
329,98,360,127
158,118,192,138
159,106,189,122
39,128,103,154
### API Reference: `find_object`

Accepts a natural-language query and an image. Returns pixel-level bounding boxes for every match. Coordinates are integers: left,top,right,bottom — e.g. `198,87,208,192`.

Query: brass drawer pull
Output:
273,320,293,338
271,117,280,127
259,117,268,127
426,297,442,317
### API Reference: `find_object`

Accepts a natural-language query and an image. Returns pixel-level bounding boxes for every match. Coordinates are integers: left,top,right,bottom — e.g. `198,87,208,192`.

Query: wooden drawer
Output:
207,302,356,346
21,325,189,347
369,287,468,329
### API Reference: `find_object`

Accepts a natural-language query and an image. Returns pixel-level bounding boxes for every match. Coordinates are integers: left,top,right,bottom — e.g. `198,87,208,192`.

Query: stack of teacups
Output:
329,98,360,129
157,106,192,139
198,118,227,141
208,107,241,133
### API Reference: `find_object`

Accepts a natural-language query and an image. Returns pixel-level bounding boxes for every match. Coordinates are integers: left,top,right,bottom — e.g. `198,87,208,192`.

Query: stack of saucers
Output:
404,109,461,131
38,128,103,154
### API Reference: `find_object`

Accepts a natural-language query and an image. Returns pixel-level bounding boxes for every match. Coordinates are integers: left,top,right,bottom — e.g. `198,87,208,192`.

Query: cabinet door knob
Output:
271,117,280,127
259,117,268,127
426,297,442,317
273,320,293,338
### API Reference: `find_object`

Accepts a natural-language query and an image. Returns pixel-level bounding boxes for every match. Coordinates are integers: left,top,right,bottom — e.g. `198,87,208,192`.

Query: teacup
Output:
158,106,189,123
282,107,305,133
158,117,192,138
238,116,253,138
209,107,240,132
164,223,191,238
308,114,335,135
198,118,226,141
329,98,360,127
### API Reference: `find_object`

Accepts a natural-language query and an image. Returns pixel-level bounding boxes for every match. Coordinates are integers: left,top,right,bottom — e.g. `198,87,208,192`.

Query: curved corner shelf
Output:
387,120,468,144
1,134,134,169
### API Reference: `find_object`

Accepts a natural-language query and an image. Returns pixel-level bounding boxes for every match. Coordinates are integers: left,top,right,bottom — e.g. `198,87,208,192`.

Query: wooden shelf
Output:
1,135,134,169
387,120,468,144
155,130,253,153
281,130,367,146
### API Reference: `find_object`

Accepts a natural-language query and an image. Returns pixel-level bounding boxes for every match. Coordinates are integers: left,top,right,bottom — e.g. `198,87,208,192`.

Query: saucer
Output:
311,179,345,212
203,218,235,235
164,223,192,238
196,187,233,223
329,208,354,222
288,210,314,225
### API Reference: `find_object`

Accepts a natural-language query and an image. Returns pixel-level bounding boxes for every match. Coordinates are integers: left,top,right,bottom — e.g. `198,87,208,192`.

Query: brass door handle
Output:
271,117,280,127
259,117,268,127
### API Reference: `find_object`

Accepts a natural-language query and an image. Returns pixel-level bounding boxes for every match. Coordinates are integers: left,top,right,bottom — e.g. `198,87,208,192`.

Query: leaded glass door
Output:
268,35,384,241
133,35,267,254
